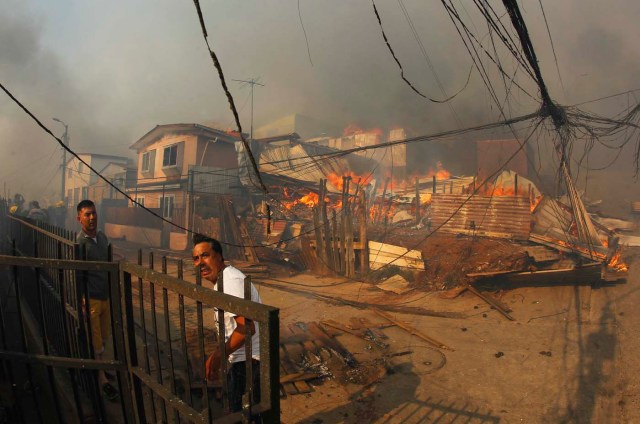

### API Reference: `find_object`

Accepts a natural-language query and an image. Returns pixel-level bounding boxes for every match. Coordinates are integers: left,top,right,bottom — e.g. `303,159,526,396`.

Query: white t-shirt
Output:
213,265,261,363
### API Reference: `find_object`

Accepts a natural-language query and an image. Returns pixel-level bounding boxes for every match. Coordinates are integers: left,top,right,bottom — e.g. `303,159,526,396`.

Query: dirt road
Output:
113,240,639,423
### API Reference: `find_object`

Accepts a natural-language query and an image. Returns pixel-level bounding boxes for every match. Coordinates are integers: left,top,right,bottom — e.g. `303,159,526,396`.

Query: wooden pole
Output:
331,209,339,274
432,175,436,194
373,309,453,351
340,176,348,275
322,190,333,275
358,190,369,276
415,177,421,225
377,177,390,224
514,173,519,196
346,211,354,278
314,179,328,275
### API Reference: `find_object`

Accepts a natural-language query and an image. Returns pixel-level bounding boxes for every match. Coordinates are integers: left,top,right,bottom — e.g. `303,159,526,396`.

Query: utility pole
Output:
53,118,69,204
232,77,264,140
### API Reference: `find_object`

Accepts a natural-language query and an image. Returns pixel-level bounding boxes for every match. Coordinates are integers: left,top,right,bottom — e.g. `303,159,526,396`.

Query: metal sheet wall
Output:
430,194,531,239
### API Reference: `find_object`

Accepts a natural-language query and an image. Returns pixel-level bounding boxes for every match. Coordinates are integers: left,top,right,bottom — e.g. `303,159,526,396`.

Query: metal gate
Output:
0,214,280,423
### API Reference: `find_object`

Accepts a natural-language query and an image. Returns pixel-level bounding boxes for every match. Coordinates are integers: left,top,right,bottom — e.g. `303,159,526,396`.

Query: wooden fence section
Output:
310,178,368,278
430,194,532,240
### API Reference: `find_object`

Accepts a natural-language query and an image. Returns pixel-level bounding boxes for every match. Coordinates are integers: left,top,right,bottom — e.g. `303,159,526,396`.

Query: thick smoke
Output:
1,0,639,204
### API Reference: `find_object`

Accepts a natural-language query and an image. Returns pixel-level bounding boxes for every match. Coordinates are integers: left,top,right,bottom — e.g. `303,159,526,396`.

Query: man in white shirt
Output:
192,234,261,413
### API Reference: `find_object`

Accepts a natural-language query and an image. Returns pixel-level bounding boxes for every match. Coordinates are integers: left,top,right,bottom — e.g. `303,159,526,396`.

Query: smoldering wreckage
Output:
179,126,634,395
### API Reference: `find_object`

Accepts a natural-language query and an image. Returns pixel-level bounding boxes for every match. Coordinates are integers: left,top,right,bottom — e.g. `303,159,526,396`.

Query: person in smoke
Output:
192,234,262,415
27,200,49,223
76,199,119,401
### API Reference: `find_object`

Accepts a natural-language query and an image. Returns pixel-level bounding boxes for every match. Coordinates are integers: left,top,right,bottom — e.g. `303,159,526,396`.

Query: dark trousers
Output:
228,360,261,413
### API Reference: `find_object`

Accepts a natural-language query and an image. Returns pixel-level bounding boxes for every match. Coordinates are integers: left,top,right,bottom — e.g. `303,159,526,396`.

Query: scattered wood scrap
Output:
279,321,358,397
595,217,636,232
373,309,453,351
280,372,322,384
465,284,515,321
377,274,412,294
467,264,603,286
524,245,561,263
321,318,390,349
619,234,640,247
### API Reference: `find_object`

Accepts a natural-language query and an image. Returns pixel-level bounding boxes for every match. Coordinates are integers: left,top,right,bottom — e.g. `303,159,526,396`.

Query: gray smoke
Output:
1,0,639,203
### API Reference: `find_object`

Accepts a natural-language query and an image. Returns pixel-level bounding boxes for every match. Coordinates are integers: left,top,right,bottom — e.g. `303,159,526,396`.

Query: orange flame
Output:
607,251,629,272
343,124,383,137
326,172,373,191
426,161,451,180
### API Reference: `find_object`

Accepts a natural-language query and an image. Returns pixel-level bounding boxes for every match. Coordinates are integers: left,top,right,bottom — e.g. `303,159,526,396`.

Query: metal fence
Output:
0,214,280,423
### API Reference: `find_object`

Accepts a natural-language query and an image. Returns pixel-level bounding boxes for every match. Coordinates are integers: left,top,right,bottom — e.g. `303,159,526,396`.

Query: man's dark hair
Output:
193,234,224,258
30,201,40,209
76,199,95,213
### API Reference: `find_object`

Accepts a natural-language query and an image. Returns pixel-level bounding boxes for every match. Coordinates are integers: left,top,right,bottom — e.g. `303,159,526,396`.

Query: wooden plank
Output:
309,240,365,250
289,323,321,365
466,285,515,321
524,245,561,262
373,309,453,351
308,322,357,367
283,324,313,393
280,344,312,394
359,190,369,275
346,212,355,278
471,264,603,286
238,218,259,263
280,373,322,384
300,237,318,271
312,206,328,275
369,255,424,270
321,319,388,349
331,210,340,276
368,241,423,259
278,347,298,396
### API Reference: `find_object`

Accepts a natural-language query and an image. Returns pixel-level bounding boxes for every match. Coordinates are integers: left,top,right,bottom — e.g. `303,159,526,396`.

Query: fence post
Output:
121,270,146,423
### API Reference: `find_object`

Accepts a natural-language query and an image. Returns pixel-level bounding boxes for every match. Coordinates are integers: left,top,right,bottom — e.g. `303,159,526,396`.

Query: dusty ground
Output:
114,237,640,423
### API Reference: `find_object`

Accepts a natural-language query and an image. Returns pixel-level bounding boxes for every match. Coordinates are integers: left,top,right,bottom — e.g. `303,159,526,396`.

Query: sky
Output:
1,0,640,203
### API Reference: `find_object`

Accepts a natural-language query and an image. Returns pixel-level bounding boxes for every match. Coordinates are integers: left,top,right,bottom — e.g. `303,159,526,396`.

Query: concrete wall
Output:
105,223,161,246
105,223,188,251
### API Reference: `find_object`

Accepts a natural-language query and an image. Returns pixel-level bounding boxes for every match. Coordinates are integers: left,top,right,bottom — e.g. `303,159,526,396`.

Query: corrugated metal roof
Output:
430,193,531,239
258,144,350,192
530,197,608,258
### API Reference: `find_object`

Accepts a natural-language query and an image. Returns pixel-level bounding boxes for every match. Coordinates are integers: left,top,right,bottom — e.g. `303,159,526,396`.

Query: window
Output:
162,145,178,168
141,151,151,172
68,168,72,178
81,187,88,200
78,163,84,173
135,197,144,207
160,195,175,218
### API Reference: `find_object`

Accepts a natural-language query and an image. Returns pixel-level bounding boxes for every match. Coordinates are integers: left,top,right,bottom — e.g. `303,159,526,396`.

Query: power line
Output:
371,0,470,104
0,81,207,239
537,0,565,97
297,0,314,67
191,0,268,194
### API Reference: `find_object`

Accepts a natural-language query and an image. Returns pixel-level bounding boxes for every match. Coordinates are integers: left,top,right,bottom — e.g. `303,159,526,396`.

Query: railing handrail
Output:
7,215,75,246
0,254,117,272
120,261,278,322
